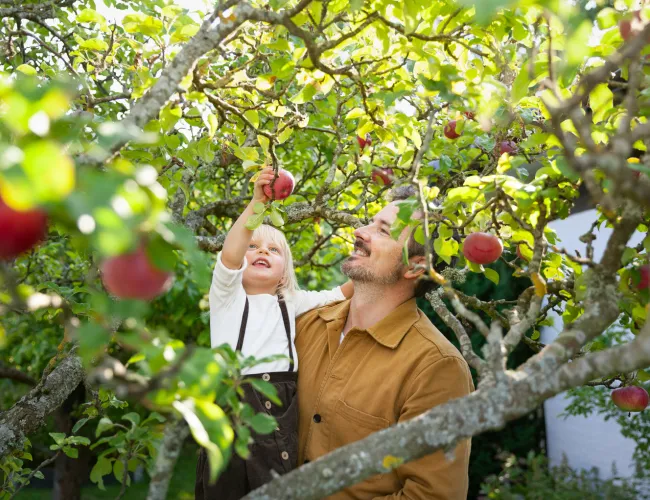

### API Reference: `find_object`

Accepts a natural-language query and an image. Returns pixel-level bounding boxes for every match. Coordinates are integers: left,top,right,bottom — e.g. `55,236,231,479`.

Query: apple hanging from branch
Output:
0,195,48,261
357,133,372,150
100,244,173,300
611,386,649,412
462,232,504,265
371,168,394,187
444,120,462,140
263,168,295,201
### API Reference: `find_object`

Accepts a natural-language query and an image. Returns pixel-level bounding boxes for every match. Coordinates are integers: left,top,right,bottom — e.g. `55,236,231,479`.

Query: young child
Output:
195,167,353,499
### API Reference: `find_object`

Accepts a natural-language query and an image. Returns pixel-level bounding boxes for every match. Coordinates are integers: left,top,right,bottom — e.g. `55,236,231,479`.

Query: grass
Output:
16,445,197,500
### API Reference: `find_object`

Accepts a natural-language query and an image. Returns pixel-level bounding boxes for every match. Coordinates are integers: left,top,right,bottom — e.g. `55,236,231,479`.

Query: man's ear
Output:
404,255,426,280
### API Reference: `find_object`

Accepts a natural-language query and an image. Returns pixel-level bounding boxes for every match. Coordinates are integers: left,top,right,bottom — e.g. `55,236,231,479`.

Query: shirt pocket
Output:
330,400,390,481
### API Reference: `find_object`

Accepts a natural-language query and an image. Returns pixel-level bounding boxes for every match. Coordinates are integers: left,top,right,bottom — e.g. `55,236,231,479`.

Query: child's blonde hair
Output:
252,224,300,295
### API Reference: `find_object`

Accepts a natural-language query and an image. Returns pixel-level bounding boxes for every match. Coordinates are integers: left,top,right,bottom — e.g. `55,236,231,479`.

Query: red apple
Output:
357,133,372,150
462,232,504,265
371,168,393,187
619,11,645,41
100,244,173,300
0,196,48,260
497,140,518,155
263,168,295,201
444,120,462,140
463,111,476,120
636,265,650,290
611,386,649,412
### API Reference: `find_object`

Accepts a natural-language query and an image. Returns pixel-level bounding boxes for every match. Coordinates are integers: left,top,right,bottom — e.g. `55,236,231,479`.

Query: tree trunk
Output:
146,419,190,500
53,382,88,500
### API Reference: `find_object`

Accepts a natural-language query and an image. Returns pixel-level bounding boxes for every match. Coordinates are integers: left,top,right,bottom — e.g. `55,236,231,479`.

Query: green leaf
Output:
270,207,284,227
16,64,37,76
22,140,75,203
146,235,178,272
96,417,114,438
590,84,613,124
245,378,281,405
290,85,318,104
345,108,365,120
77,8,106,24
63,446,78,459
90,457,113,490
49,433,66,446
113,459,125,483
245,212,265,230
79,38,109,52
484,268,500,285
253,201,266,214
122,412,141,427
511,64,530,105
258,135,270,155
249,413,278,434
72,418,90,434
244,110,259,129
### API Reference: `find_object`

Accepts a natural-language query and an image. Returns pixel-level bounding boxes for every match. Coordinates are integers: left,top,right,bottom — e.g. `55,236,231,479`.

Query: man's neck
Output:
342,283,413,335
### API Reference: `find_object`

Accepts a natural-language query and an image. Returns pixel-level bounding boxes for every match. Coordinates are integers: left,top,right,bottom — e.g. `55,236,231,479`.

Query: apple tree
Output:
0,0,650,498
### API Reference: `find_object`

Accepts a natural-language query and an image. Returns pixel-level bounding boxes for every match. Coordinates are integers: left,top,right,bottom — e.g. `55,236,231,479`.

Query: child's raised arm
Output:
221,167,275,270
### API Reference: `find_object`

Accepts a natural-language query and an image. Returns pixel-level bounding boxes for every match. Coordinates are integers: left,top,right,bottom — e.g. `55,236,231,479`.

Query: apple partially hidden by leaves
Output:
619,11,647,41
0,195,48,260
611,386,649,412
462,232,503,265
371,168,393,186
101,244,173,300
516,245,530,261
634,265,650,290
497,140,518,156
263,168,295,201
444,120,462,139
463,111,475,120
357,133,372,150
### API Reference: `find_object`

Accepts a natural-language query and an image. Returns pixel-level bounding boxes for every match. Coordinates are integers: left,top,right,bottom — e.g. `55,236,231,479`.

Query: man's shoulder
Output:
404,310,467,364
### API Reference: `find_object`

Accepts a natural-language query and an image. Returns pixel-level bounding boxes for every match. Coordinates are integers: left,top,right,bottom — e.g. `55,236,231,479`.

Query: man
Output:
295,189,474,499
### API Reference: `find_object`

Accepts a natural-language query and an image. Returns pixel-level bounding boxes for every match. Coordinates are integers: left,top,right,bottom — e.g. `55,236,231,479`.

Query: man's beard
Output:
341,255,404,285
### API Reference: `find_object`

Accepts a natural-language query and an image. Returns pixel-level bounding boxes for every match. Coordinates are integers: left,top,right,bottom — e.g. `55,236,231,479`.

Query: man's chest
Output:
295,320,409,462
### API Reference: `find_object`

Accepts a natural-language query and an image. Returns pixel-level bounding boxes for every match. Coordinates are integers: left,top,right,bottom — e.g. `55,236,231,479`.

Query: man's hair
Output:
388,184,453,298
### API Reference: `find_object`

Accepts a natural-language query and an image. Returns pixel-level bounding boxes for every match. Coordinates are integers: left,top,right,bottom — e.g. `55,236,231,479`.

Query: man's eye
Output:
380,228,390,235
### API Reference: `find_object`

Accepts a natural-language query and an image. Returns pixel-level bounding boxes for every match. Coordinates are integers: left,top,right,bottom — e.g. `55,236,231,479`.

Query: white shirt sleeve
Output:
209,252,247,307
292,286,345,317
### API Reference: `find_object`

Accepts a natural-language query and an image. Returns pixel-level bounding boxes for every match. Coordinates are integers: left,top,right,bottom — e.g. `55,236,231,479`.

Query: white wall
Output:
541,209,645,480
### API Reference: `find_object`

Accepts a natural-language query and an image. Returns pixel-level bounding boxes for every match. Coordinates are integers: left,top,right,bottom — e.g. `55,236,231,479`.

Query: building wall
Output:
541,209,644,478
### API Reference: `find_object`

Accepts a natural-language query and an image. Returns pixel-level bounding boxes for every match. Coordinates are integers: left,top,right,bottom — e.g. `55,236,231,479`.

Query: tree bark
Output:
146,419,190,500
0,355,84,458
53,382,89,500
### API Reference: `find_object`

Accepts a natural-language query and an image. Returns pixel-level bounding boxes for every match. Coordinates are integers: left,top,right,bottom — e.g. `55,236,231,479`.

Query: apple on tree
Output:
497,140,518,156
100,244,173,300
263,168,295,201
371,167,393,187
611,386,649,412
444,120,462,140
462,232,504,265
0,195,48,260
357,133,372,150
633,265,650,290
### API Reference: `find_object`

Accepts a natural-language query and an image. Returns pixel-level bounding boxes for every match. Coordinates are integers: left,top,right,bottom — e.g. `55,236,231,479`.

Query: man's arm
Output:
373,356,474,500
220,167,274,270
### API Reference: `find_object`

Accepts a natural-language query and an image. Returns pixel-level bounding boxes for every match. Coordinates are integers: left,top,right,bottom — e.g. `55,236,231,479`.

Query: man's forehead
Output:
373,203,400,224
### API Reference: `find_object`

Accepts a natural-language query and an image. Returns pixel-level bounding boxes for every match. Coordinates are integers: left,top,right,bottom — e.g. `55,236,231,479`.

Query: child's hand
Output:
253,167,276,203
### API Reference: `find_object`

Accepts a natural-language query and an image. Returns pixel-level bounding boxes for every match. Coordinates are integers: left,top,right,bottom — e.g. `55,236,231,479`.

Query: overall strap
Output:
277,294,295,372
235,295,294,372
235,297,249,352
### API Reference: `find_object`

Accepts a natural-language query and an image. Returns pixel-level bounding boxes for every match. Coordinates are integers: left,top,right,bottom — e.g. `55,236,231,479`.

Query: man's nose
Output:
354,226,371,241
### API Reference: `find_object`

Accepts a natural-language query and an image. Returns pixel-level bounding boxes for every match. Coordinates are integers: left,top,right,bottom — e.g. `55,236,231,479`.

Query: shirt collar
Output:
318,297,420,349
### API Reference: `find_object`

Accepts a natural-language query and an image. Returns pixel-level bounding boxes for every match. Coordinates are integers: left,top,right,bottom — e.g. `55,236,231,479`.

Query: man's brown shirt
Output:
295,297,474,499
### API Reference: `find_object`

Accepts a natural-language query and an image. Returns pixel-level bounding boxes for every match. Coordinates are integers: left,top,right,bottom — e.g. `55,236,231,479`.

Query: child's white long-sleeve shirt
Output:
209,252,345,374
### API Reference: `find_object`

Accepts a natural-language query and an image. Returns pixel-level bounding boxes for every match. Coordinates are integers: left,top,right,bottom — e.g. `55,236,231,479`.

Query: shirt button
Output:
281,451,289,460
313,414,321,423
264,401,272,410
262,373,271,382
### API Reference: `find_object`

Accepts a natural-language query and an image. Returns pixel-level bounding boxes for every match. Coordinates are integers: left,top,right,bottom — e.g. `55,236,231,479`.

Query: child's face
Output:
242,236,286,293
